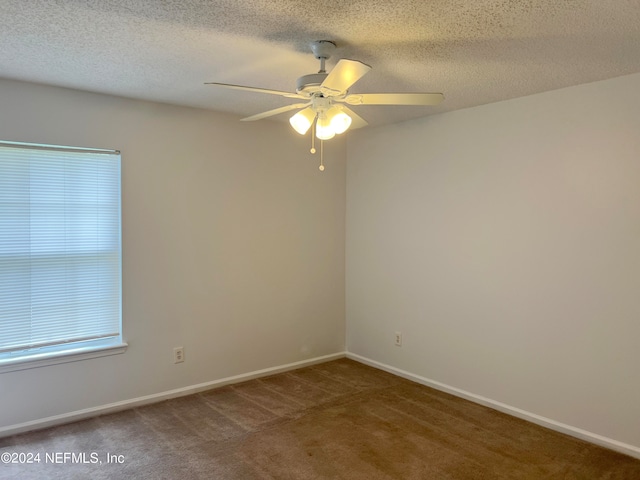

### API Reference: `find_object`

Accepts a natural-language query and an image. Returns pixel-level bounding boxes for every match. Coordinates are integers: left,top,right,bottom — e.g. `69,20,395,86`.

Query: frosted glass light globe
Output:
329,111,351,134
315,116,335,140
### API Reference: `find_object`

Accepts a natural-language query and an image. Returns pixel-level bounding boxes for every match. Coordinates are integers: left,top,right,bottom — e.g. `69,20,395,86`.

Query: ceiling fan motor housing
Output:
296,73,329,95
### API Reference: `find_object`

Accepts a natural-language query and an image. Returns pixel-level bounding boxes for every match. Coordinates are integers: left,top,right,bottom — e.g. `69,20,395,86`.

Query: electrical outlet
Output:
394,332,402,347
173,346,184,364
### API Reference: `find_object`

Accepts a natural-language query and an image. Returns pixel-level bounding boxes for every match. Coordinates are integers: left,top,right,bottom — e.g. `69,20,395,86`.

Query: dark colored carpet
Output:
1,358,639,479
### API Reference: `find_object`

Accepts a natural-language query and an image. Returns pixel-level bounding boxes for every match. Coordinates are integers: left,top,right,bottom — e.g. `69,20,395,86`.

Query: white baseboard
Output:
347,352,640,460
0,352,346,438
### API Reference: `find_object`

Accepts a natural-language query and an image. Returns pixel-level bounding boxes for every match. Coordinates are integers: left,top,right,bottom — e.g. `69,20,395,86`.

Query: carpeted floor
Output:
1,358,639,479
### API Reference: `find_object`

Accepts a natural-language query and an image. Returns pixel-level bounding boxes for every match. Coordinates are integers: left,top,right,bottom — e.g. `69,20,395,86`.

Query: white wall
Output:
0,79,346,427
346,73,640,449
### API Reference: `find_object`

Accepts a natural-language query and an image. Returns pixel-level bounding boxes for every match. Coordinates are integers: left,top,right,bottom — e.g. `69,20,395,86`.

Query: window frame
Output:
0,140,126,373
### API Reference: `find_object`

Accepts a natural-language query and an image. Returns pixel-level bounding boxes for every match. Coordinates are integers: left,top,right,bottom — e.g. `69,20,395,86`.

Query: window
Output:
0,141,125,372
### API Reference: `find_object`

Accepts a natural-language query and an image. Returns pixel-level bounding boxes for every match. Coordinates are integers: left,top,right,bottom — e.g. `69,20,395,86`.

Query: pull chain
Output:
308,118,324,172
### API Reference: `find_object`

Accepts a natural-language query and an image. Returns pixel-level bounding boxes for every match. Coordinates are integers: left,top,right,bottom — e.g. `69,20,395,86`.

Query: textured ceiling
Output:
1,1,639,128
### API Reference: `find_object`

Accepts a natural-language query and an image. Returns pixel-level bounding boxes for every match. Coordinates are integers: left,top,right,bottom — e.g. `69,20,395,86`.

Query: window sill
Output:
0,342,128,374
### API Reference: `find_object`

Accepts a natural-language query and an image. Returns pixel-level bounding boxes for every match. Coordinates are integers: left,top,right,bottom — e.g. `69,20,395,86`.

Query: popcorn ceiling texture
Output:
1,0,639,127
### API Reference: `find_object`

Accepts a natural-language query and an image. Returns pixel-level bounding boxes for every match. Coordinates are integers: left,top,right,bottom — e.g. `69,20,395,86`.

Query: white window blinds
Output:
0,141,121,359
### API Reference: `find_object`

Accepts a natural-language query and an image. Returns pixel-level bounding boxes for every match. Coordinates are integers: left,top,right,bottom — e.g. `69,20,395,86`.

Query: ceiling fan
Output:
205,41,444,170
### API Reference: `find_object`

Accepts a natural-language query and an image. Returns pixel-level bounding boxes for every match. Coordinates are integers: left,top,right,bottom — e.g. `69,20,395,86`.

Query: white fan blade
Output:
344,93,444,105
321,59,371,95
205,82,304,99
340,106,369,130
241,103,309,122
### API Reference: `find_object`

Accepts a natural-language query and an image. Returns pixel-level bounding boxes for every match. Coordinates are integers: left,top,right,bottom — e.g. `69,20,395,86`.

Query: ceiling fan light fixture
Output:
289,107,316,135
315,115,336,140
327,107,352,134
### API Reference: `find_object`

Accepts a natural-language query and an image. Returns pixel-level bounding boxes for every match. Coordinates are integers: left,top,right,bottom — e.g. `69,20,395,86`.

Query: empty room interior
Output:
1,1,640,478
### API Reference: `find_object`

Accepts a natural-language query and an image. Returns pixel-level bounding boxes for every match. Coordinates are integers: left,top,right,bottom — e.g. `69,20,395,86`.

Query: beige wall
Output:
0,78,346,427
346,73,640,449
3,70,640,454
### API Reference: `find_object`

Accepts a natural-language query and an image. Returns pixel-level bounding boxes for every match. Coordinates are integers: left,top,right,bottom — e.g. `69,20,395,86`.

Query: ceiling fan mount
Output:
310,40,336,62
